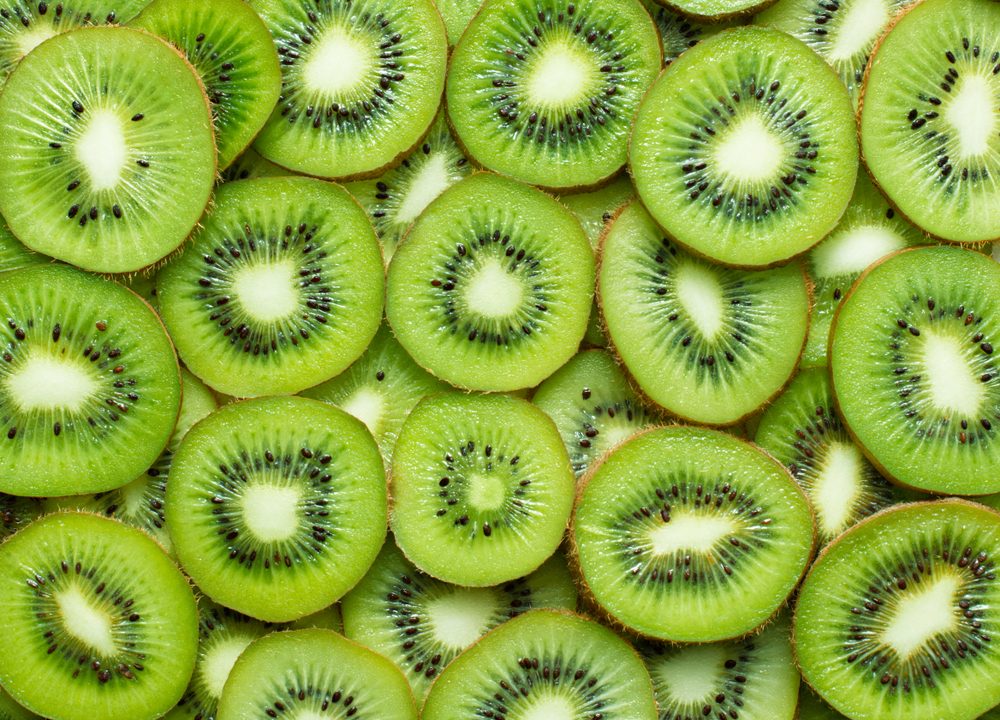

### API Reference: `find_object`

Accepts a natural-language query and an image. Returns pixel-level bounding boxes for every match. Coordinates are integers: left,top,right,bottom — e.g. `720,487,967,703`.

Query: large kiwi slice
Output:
794,499,1000,720
0,512,199,720
0,264,181,497
830,246,1000,495
859,0,1000,243
386,172,594,392
157,176,384,398
447,0,661,190
0,26,216,273
598,199,809,426
572,426,815,642
630,25,858,267
249,0,447,179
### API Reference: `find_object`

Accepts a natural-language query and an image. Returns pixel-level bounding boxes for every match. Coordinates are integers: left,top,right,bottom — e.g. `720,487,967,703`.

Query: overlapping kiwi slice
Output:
630,25,858,267
437,0,482,45
0,687,37,720
830,246,1000,495
0,493,40,540
641,0,732,65
219,147,285,183
658,0,776,22
0,222,43,274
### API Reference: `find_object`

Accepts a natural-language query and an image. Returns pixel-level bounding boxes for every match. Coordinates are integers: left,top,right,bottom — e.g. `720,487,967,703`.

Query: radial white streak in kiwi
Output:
880,574,960,659
524,41,596,109
340,387,385,434
201,635,257,698
464,258,523,318
396,154,454,225
713,115,784,183
517,693,579,720
303,26,373,96
74,109,128,191
812,442,864,536
601,424,638,451
648,513,734,556
56,585,116,657
295,712,328,720
468,472,506,511
921,331,985,416
945,73,997,159
6,354,99,412
811,225,907,278
233,260,298,322
826,0,890,63
16,24,57,57
426,588,499,649
675,263,725,340
241,484,301,542
650,644,725,703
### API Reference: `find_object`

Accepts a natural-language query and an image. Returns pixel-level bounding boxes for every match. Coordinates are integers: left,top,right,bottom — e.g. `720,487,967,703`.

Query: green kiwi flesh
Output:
219,147,286,182
0,493,41,541
657,0,777,22
436,0,482,45
641,0,733,65
0,222,44,274
0,687,37,720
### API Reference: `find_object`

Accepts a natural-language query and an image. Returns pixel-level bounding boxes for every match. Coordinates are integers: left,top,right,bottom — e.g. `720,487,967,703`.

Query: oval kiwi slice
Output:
166,396,387,622
572,426,815,642
0,512,199,720
630,25,857,267
794,500,1000,720
0,26,216,273
830,246,1000,495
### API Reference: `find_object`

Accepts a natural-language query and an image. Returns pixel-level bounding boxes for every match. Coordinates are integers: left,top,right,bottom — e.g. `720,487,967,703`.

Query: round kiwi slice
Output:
640,0,732,65
446,0,661,190
219,147,286,182
0,264,181,497
157,176,384,398
0,26,216,273
656,0,776,22
249,0,447,180
130,0,282,171
830,246,1000,495
386,172,594,392
630,25,858,267
422,608,658,720
390,392,575,587
0,512,199,720
598,199,809,426
0,687,37,720
794,499,1000,720
859,0,1000,243
572,425,815,642
0,222,43,274
166,396,386,622
217,628,418,720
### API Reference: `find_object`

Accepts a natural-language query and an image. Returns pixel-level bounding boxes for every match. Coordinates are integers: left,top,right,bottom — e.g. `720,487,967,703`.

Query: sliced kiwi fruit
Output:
0,26,216,273
656,0,777,22
572,425,815,642
166,395,387,622
386,172,594,392
859,0,1000,243
217,628,418,720
630,25,858,267
422,608,658,720
0,512,199,720
797,684,848,720
219,147,286,182
447,0,661,190
0,222,43,274
157,176,384,398
0,493,41,540
641,0,732,65
830,246,1000,495
249,0,447,179
118,269,160,310
287,603,343,632
0,264,181,497
437,0,482,45
390,392,575,587
598,199,809,426
0,687,37,720
795,499,1000,720
131,0,282,171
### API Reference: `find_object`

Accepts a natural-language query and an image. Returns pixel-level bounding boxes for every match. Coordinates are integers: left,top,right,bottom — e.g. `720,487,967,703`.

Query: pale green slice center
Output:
397,154,455,225
468,472,506,511
812,442,865,537
233,260,298,322
525,39,598,109
6,353,99,412
241,484,301,542
880,573,960,659
201,634,257,698
514,692,579,720
464,258,523,318
652,644,726,703
827,0,890,62
56,585,116,656
17,23,57,57
341,387,386,435
811,225,908,278
426,587,500,649
75,108,128,191
676,263,725,340
921,331,985,416
303,26,373,96
648,513,735,556
713,114,784,182
945,73,996,160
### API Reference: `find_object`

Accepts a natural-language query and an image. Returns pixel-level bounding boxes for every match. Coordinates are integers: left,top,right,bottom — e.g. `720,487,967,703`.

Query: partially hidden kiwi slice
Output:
0,493,41,541
436,0,482,45
219,147,286,183
572,425,815,642
630,25,858,267
0,687,37,720
598,199,809,426
0,26,216,273
0,222,44,274
830,246,1000,495
655,0,777,22
859,0,1000,243
797,683,847,720
794,500,1000,720
446,0,662,189
0,512,199,720
640,0,732,65
166,396,387,622
0,264,181,497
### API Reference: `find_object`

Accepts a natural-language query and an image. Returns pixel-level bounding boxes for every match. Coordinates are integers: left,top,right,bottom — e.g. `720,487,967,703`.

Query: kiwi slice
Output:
859,0,1000,243
630,25,858,267
598,200,809,426
797,684,847,720
0,512,199,720
157,176,384,398
795,499,1000,720
249,0,447,180
287,603,343,632
437,0,482,45
422,608,658,720
166,395,386,622
219,147,286,182
572,426,815,642
830,246,1000,495
390,392,575,587
640,0,731,65
446,0,661,190
0,687,37,720
131,0,282,171
0,493,41,540
0,222,43,274
656,0,776,22
0,26,216,273
0,264,181,497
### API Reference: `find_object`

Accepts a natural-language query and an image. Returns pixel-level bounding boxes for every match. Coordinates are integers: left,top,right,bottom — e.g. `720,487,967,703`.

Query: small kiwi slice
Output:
390,392,575,587
0,26,216,273
0,512,199,720
830,246,1000,495
0,687,37,720
0,264,181,497
572,425,815,642
598,199,809,426
446,0,662,190
219,147,286,182
656,0,777,22
859,0,1000,243
437,0,482,45
0,222,43,274
217,628,418,720
0,493,41,540
794,499,1000,720
287,603,343,632
640,0,732,65
130,0,282,170
249,0,447,180
630,25,858,267
157,176,384,398
797,684,848,720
